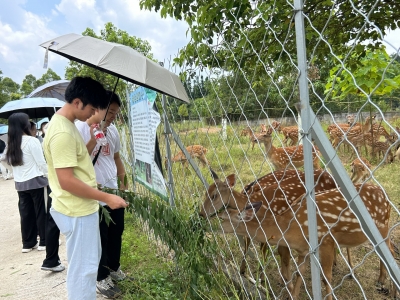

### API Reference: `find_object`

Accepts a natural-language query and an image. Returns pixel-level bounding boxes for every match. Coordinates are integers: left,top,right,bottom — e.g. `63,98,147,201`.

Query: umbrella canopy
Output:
36,117,49,129
28,80,70,101
40,34,190,103
0,125,8,135
0,97,65,119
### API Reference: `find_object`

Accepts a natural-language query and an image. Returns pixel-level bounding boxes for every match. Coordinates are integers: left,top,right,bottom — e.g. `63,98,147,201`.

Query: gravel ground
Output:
0,178,103,300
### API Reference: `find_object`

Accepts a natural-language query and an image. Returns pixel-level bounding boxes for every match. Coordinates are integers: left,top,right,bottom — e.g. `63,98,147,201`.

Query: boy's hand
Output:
104,193,128,209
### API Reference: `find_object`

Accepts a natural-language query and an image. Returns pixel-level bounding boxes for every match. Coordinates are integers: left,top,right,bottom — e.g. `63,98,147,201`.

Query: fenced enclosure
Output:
114,0,400,299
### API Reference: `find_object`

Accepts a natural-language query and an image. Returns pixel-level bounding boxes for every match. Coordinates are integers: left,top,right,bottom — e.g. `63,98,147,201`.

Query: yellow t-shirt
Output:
43,114,99,217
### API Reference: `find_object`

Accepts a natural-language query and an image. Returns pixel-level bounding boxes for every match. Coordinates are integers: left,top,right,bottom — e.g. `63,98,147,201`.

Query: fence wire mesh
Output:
114,0,400,299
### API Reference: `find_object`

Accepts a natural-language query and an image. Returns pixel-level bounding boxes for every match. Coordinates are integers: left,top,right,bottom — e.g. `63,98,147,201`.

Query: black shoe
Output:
96,276,122,299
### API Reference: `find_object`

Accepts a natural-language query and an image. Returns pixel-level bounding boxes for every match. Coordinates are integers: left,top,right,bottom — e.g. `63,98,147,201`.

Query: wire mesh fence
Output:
113,0,400,299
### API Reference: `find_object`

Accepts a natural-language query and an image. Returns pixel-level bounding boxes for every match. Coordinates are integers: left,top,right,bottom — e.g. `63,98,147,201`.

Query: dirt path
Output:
0,178,103,299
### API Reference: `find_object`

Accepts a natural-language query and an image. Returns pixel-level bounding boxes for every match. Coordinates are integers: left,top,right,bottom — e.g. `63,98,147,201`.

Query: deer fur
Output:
201,169,339,286
165,145,208,169
255,132,321,170
204,174,394,300
350,157,372,183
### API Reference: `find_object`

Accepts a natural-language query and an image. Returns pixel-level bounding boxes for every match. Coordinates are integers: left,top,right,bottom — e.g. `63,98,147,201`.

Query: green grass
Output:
119,214,183,300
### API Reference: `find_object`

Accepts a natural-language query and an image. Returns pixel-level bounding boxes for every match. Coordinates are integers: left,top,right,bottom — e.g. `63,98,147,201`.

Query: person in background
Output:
0,138,11,180
43,77,128,300
6,113,48,253
40,122,48,139
30,121,43,143
76,91,129,298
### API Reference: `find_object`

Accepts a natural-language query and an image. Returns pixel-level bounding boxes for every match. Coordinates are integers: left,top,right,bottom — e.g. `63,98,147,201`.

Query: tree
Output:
0,70,8,108
326,47,400,99
20,74,37,97
36,68,61,88
178,104,189,119
140,0,400,79
1,77,20,95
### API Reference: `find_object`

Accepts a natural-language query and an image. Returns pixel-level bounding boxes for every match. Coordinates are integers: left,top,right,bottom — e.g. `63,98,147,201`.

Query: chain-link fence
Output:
114,0,400,299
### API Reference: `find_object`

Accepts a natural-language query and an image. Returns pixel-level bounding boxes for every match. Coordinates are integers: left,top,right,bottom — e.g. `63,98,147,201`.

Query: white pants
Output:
50,208,101,300
0,160,12,179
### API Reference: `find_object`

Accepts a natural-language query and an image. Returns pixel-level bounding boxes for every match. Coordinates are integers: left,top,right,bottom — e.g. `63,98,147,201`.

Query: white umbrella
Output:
40,33,190,103
0,97,65,119
0,125,8,135
28,80,70,101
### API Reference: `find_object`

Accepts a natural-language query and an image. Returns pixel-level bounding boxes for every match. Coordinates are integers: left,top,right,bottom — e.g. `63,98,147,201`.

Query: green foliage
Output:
140,0,400,78
178,104,189,117
102,189,217,297
326,47,400,99
35,68,61,89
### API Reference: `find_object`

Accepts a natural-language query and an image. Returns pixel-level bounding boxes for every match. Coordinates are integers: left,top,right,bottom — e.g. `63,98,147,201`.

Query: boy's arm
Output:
55,167,128,209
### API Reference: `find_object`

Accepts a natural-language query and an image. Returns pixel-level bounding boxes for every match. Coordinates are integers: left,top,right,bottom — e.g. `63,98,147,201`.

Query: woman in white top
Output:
6,113,50,253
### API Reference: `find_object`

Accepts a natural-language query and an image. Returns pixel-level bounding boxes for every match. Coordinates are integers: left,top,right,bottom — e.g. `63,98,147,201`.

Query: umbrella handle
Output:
102,77,120,127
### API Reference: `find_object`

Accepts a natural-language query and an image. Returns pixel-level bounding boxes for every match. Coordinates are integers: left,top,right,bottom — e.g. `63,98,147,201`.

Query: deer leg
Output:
199,155,209,167
319,241,335,300
277,246,293,291
291,253,309,300
376,237,396,296
259,242,268,283
346,247,354,279
239,237,251,275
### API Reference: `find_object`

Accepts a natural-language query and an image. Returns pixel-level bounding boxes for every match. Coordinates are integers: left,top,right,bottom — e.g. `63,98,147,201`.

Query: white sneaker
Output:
22,241,39,253
38,245,46,251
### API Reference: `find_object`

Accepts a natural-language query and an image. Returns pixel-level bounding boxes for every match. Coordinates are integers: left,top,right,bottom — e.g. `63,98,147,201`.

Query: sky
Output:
0,0,399,85
0,0,190,83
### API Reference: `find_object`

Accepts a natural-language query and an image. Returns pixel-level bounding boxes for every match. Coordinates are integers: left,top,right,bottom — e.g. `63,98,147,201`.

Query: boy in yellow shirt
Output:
43,77,128,300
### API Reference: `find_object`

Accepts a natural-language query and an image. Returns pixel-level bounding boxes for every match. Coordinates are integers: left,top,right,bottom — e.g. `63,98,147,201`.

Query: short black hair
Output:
106,91,121,107
65,77,108,109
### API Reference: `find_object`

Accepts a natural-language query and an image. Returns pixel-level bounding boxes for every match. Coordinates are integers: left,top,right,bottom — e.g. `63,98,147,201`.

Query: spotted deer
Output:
281,125,299,146
370,140,394,163
350,157,372,183
165,145,209,169
256,132,321,170
327,114,355,144
260,124,267,133
350,132,394,163
270,120,281,132
206,174,394,300
201,169,339,285
331,115,375,149
240,126,252,137
371,122,392,141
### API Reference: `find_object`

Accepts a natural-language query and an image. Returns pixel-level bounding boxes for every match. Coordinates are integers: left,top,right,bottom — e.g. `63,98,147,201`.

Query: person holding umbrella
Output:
43,77,128,300
76,91,129,298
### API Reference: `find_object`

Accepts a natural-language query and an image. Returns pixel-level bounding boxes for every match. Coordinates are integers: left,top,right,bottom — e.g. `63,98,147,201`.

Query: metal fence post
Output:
293,0,322,298
161,93,175,207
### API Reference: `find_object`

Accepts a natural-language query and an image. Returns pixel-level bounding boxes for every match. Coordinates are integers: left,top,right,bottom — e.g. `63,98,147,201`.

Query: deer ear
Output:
225,174,236,187
239,202,261,222
209,168,219,181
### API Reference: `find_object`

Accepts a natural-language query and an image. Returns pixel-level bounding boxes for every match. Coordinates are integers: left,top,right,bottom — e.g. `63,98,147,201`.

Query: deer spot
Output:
321,212,338,220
